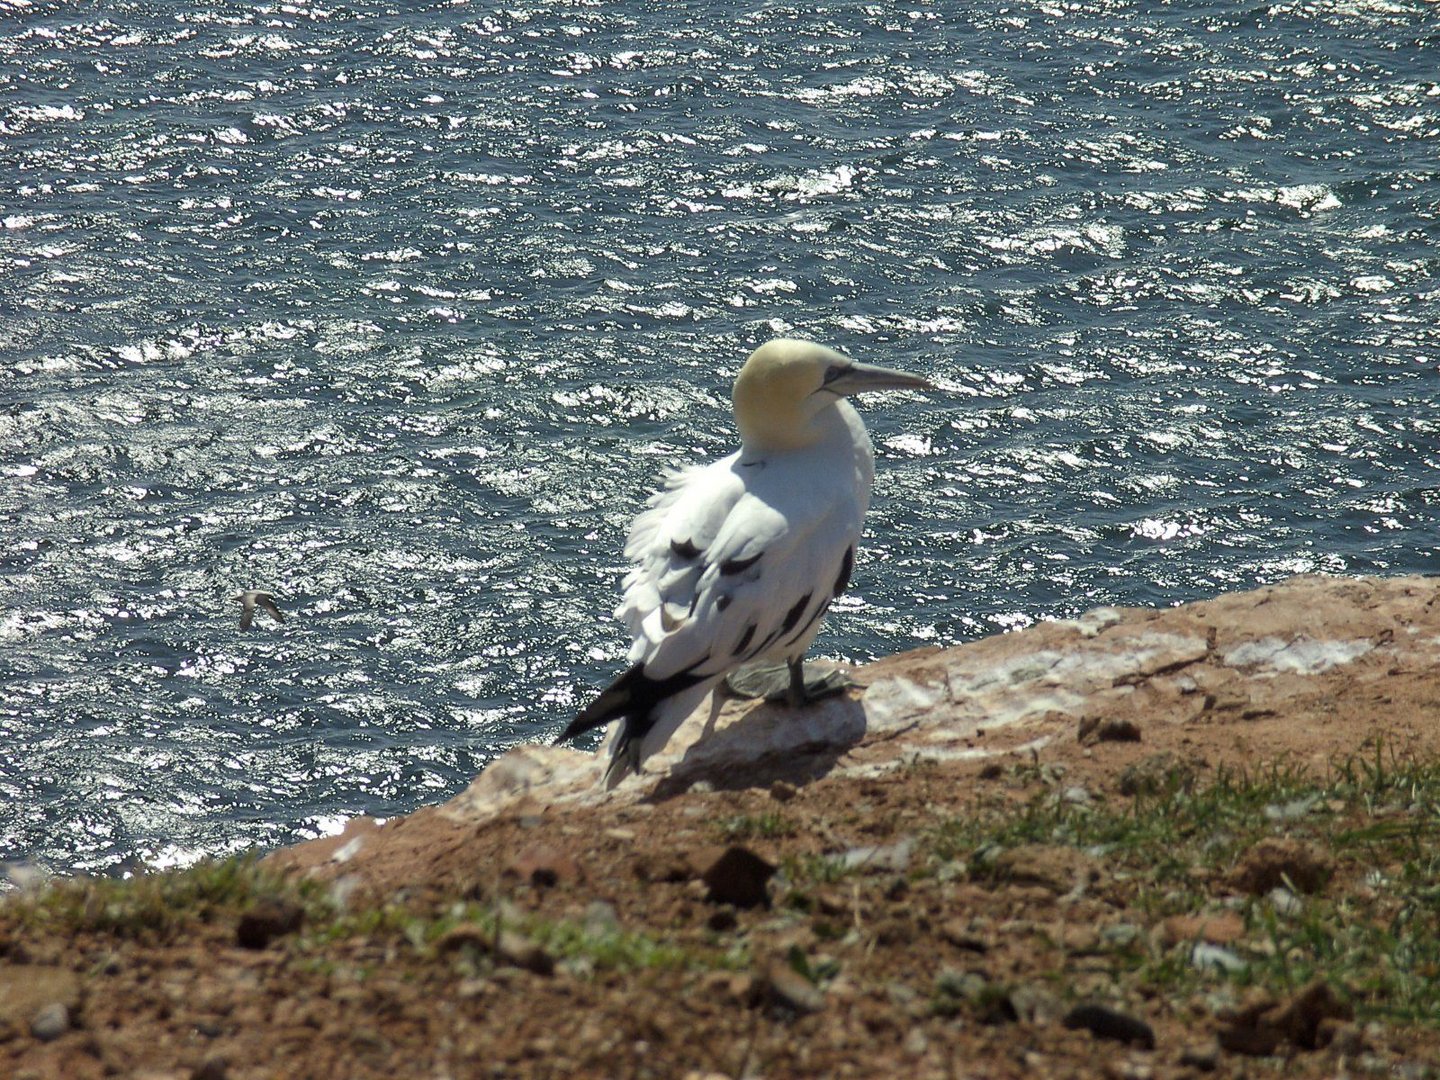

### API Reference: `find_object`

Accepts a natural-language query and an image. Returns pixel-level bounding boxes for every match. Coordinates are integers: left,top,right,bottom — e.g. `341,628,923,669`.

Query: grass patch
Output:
3,859,728,979
932,759,1318,880
525,913,697,972
717,811,794,842
4,855,324,942
925,741,1440,1028
778,851,858,887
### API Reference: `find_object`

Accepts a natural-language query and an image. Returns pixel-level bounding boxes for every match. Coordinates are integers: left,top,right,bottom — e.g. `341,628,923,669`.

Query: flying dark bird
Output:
236,590,284,630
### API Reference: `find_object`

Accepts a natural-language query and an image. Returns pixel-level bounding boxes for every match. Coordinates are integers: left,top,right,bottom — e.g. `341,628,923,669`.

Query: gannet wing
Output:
617,454,860,684
558,456,860,772
615,456,743,646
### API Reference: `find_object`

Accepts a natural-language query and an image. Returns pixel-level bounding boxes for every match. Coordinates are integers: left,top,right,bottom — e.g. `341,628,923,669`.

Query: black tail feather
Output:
556,662,706,750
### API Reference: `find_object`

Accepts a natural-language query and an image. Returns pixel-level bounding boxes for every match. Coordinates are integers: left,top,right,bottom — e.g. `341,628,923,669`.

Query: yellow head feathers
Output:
731,339,931,452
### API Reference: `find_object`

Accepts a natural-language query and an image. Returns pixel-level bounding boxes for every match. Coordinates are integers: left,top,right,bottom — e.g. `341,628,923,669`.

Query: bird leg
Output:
724,660,853,706
786,656,808,709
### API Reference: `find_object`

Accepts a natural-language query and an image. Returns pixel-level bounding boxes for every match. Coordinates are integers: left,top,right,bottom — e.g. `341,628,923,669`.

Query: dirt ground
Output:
4,575,1440,1080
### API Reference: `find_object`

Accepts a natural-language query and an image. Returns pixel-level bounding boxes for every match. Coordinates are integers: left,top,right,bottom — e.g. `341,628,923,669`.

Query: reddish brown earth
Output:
3,574,1440,1079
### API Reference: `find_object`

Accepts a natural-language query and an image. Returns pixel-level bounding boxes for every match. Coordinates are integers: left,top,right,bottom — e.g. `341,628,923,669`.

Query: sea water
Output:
1,0,1436,875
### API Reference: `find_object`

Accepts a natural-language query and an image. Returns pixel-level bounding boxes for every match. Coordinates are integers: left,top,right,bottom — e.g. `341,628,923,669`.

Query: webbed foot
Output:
723,660,853,706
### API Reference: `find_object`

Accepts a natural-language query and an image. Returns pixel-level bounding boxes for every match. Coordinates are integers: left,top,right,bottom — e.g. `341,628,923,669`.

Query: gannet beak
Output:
822,360,933,397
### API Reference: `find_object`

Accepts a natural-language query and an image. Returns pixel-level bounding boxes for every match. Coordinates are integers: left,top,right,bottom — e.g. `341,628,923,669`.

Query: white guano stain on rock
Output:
1222,637,1373,674
863,631,1209,736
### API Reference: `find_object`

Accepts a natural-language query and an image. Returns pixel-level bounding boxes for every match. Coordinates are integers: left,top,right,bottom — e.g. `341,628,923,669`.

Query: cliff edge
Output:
5,573,1440,1080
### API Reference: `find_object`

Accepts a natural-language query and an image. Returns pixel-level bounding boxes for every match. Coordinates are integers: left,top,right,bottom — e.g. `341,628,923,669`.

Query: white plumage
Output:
557,338,931,786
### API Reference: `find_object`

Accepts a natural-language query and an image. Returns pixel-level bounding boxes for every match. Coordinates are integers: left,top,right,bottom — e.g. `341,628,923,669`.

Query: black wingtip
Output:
558,662,711,791
601,729,641,789
555,672,639,745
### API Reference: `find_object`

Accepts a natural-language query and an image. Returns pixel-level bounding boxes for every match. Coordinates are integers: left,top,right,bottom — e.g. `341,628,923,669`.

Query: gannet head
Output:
732,338,931,452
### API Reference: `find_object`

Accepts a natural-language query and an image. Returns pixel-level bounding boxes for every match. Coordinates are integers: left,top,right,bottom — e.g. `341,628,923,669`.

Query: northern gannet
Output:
557,338,932,786
236,590,285,630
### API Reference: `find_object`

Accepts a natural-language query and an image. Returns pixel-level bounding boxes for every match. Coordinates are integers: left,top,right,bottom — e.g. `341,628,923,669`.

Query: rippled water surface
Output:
2,0,1437,875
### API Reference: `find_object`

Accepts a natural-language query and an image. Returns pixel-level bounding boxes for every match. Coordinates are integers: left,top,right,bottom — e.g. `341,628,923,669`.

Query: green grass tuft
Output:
717,811,794,842
6,855,323,941
925,742,1440,1028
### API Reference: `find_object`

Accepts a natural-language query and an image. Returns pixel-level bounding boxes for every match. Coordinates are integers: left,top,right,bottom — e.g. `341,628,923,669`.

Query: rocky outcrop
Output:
452,573,1434,809
275,573,1439,887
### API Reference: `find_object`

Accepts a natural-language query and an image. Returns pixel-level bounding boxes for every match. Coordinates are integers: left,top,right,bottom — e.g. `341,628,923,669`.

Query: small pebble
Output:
583,901,619,935
1063,1002,1156,1049
29,1002,70,1042
236,897,305,949
1178,1042,1220,1072
696,845,776,909
706,907,738,933
764,963,825,1015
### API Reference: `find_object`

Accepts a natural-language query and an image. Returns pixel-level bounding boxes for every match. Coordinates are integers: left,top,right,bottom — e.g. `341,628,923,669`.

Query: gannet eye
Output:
821,364,850,385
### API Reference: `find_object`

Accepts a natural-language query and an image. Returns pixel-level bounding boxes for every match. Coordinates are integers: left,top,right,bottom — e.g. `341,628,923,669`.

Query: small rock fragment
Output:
494,931,556,977
1190,942,1246,975
1217,978,1351,1055
0,967,80,1043
1008,983,1063,1025
1177,1042,1220,1072
1231,838,1333,895
934,968,1016,1024
935,967,987,1002
235,898,305,949
1063,1003,1156,1049
762,963,825,1016
992,844,1098,894
1080,716,1142,743
903,1028,928,1056
1117,752,1199,797
632,853,691,883
434,924,492,954
693,845,775,909
1267,885,1304,917
1272,978,1352,1049
192,1056,230,1080
836,837,914,874
706,907,738,933
1101,1059,1155,1080
1096,718,1142,742
1157,911,1245,948
504,845,579,889
433,924,554,976
769,780,798,803
939,920,989,953
29,1002,70,1042
1101,923,1142,948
